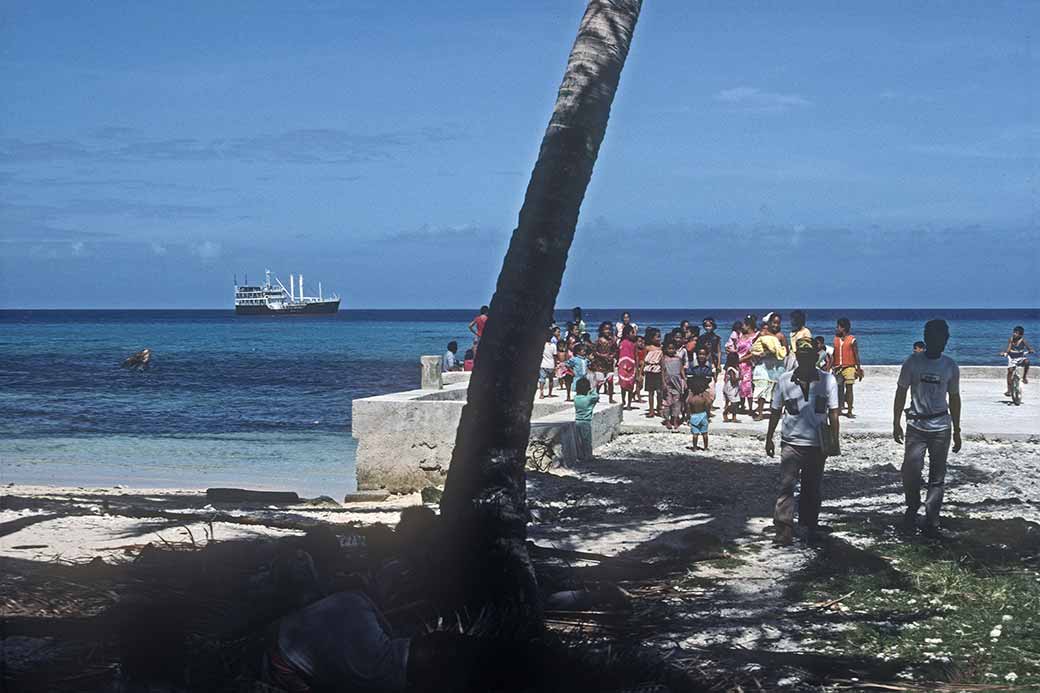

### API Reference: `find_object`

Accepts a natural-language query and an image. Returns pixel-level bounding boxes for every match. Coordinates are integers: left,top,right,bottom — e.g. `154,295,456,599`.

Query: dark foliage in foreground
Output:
2,522,718,693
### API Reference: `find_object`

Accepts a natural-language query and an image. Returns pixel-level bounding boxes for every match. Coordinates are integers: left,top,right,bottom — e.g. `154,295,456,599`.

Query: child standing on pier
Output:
634,334,647,404
722,351,742,423
617,325,638,410
591,322,618,403
555,340,573,400
686,347,714,449
564,343,591,403
660,340,685,432
573,378,599,462
539,331,557,399
643,328,663,418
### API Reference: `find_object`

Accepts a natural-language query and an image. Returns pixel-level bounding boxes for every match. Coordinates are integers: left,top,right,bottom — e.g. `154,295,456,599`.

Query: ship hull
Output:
235,299,340,315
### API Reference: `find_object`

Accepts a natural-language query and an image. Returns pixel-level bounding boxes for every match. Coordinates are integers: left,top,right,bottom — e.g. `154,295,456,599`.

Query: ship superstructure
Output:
234,270,340,315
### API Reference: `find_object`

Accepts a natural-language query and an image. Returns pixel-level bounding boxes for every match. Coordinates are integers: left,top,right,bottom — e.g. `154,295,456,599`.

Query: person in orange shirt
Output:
832,317,864,418
467,305,489,346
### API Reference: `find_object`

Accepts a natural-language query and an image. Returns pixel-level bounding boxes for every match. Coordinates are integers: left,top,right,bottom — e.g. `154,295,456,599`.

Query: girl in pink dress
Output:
735,316,757,414
617,324,638,410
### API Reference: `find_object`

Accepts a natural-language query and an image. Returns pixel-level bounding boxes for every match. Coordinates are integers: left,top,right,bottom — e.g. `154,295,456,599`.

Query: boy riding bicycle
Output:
1001,326,1033,397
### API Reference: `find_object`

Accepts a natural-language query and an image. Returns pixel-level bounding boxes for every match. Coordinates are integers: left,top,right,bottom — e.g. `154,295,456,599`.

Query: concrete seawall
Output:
352,374,622,493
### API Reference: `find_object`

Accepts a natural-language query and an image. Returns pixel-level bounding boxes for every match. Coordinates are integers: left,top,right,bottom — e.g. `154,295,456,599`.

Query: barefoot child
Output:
688,385,711,450
643,328,663,418
832,317,863,418
722,351,742,423
617,325,638,410
555,340,573,400
660,340,685,432
539,331,556,399
573,378,599,461
591,322,618,403
634,334,647,403
686,347,714,448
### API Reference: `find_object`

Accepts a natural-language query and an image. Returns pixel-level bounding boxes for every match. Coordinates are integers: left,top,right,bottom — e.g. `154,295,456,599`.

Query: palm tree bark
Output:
439,0,642,631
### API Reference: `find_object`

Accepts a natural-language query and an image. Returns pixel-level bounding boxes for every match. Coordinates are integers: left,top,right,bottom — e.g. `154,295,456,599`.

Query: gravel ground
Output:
527,432,1040,689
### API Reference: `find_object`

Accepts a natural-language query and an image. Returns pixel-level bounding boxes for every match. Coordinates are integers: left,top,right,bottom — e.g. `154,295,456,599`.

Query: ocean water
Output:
1,308,1035,497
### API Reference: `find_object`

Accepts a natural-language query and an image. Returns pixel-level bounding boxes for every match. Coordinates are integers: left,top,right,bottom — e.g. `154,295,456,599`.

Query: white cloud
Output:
70,241,85,256
150,242,167,256
714,86,811,114
192,240,221,261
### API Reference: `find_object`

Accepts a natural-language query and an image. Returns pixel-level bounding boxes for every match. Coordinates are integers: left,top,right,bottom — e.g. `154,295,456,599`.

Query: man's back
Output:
898,352,959,432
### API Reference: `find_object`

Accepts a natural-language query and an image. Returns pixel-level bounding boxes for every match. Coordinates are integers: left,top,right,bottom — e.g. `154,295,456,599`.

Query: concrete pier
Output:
619,366,1039,441
352,374,623,493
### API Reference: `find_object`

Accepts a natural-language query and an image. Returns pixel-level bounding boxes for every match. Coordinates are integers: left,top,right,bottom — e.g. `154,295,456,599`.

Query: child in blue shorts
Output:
686,348,713,451
688,397,710,450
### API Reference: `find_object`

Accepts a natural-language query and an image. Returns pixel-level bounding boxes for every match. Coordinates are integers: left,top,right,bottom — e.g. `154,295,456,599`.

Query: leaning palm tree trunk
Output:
439,0,642,630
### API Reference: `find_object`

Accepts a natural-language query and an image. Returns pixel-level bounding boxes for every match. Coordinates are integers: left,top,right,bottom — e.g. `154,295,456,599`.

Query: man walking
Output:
893,319,962,538
765,340,840,546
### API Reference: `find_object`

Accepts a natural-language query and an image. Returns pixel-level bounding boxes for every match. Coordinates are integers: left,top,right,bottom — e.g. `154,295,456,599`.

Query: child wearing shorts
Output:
539,331,556,399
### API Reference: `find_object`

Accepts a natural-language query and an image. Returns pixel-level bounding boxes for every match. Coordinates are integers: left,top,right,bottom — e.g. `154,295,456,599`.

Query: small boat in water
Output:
234,270,340,315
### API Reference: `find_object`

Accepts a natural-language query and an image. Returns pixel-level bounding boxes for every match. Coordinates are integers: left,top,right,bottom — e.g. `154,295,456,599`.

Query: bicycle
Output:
1002,354,1026,406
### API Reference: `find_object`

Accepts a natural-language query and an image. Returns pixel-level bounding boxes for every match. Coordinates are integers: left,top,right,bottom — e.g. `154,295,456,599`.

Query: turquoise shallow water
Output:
1,308,1036,496
1,433,357,499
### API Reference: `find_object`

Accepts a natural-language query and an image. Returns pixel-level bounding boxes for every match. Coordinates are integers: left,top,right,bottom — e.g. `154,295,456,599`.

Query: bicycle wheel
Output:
1012,374,1022,406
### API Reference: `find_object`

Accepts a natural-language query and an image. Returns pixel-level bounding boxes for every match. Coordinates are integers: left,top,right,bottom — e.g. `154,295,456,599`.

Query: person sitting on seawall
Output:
441,341,462,373
913,341,926,355
1001,325,1033,395
893,319,962,539
765,340,840,547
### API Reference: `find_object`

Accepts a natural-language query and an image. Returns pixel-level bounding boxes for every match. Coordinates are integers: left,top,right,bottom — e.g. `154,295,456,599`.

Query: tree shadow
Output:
523,444,1037,688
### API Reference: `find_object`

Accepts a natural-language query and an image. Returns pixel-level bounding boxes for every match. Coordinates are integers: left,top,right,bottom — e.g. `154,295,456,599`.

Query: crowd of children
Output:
444,308,872,454
522,309,874,453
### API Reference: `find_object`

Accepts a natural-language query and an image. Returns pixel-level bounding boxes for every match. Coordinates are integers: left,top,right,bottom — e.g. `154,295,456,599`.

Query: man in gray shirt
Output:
893,319,962,537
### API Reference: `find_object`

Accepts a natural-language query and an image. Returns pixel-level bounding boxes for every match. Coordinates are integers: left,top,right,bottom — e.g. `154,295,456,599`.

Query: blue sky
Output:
2,1,1037,308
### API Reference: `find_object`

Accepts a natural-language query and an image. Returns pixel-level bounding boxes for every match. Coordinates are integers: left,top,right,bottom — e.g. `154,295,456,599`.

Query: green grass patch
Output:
799,516,1040,686
699,556,746,570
